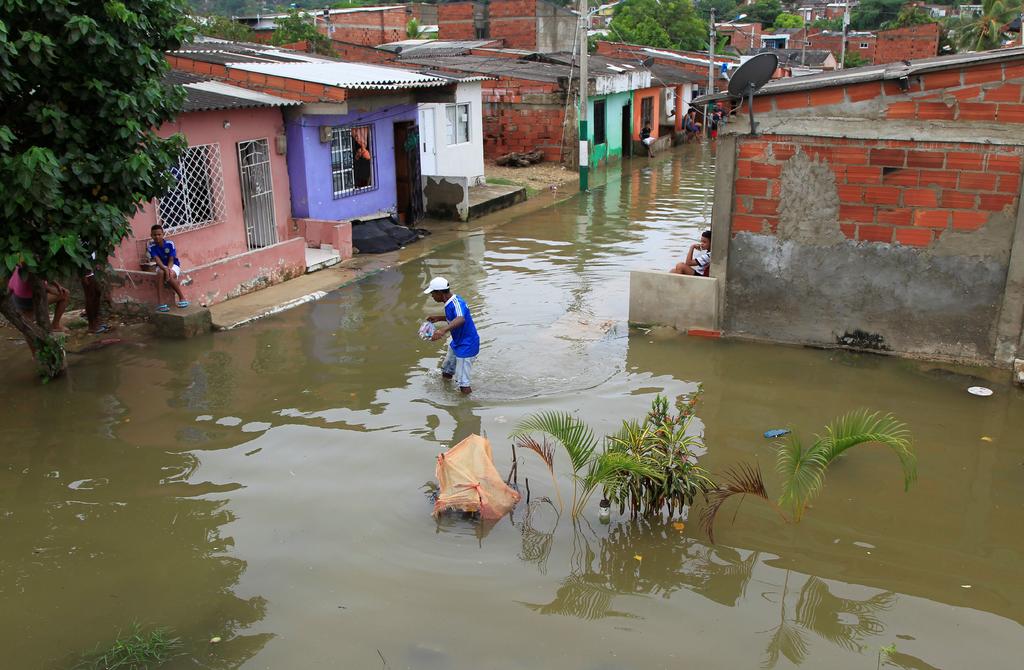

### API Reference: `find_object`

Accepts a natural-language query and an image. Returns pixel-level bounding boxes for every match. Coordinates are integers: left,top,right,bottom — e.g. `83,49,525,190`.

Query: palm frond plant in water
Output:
511,395,714,520
701,410,916,542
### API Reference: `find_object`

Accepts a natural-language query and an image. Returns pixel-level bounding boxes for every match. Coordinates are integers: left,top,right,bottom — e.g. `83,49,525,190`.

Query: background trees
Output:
609,0,707,51
950,0,1023,51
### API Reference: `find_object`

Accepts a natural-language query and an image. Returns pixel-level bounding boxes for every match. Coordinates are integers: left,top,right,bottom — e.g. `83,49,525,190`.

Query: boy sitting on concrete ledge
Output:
670,230,711,277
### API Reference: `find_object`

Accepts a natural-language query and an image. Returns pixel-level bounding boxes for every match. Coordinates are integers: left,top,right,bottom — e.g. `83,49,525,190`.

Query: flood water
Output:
2,145,1023,669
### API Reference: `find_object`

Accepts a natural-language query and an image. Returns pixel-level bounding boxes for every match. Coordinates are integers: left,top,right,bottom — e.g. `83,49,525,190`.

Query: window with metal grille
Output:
445,103,470,145
640,96,654,130
593,99,606,145
156,143,227,232
330,125,376,198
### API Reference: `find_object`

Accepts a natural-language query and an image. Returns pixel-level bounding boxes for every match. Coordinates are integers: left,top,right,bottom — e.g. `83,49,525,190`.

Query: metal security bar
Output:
156,143,227,233
330,125,377,199
238,139,278,249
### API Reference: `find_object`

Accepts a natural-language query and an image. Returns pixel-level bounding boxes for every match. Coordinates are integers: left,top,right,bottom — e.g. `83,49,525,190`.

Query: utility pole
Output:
578,0,588,192
707,8,716,139
839,1,850,70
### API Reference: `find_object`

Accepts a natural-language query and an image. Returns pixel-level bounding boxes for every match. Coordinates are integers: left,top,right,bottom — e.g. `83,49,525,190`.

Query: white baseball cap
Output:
423,277,450,294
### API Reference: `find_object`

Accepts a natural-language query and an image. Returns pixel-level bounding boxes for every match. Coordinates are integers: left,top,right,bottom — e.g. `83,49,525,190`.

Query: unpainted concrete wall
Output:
720,134,1023,365
629,271,719,332
423,176,470,221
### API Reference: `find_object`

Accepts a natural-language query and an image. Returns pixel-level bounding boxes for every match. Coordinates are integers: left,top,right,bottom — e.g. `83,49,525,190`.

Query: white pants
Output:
441,348,475,388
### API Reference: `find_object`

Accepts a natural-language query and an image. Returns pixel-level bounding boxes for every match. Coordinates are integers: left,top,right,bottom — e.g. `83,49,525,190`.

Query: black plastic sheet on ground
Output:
351,215,422,254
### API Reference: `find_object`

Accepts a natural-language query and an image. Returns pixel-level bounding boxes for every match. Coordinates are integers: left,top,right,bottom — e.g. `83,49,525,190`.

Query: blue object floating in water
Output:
764,429,791,439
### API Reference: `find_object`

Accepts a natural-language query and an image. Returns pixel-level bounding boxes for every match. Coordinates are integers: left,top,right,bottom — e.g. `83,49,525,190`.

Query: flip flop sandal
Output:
176,300,190,308
156,304,170,312
89,324,110,334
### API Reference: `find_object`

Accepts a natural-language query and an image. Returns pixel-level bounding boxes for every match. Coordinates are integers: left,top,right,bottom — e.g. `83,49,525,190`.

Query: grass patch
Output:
76,624,183,670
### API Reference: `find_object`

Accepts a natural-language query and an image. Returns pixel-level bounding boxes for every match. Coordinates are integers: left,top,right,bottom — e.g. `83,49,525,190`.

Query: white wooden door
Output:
418,107,437,176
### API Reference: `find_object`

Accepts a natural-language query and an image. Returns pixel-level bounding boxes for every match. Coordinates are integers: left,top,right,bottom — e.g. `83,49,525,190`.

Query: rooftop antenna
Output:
727,52,778,135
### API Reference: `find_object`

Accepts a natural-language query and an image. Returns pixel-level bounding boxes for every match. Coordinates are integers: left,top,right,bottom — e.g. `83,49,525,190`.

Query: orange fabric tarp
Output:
433,434,521,520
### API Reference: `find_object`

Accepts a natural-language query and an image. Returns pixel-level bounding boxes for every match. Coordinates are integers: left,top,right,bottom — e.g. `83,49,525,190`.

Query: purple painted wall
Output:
286,104,417,221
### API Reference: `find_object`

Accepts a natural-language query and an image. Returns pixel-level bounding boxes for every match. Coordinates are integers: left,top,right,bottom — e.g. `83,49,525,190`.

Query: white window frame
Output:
445,102,470,145
156,143,227,233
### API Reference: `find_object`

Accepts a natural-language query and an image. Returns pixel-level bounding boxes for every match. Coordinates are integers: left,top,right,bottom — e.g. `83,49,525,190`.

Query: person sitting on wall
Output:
147,224,189,313
640,125,656,157
670,230,711,277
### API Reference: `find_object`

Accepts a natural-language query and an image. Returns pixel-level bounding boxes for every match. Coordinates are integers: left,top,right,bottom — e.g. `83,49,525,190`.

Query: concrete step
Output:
305,247,341,273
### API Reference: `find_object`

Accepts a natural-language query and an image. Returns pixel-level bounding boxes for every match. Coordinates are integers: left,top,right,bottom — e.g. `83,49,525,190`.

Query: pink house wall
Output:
110,106,298,306
112,107,291,274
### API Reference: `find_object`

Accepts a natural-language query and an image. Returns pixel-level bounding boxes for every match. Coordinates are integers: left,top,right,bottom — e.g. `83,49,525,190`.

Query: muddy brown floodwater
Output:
2,145,1023,670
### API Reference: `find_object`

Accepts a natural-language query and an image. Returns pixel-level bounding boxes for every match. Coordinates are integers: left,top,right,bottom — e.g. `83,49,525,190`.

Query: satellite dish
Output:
727,52,778,135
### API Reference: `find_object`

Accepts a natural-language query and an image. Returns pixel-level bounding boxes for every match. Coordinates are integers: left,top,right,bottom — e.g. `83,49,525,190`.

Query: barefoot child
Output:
670,230,711,277
147,225,188,312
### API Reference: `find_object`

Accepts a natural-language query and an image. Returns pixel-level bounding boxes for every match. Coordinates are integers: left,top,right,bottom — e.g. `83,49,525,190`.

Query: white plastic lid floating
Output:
967,386,993,397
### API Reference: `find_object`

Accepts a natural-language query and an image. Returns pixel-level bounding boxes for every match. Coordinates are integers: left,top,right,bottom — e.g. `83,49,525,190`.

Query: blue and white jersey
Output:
444,294,480,358
147,239,180,267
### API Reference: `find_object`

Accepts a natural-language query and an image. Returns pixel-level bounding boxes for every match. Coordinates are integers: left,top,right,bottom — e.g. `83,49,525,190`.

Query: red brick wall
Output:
751,59,1024,121
481,77,565,162
732,136,1022,247
439,2,478,40
323,7,408,46
329,40,395,64
874,23,940,65
489,0,539,50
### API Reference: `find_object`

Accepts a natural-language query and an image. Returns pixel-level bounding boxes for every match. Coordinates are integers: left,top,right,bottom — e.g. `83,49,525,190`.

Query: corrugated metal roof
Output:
184,81,300,111
228,61,449,90
648,63,704,86
745,48,835,68
398,56,569,83
693,45,1024,103
164,71,299,112
380,39,501,57
712,44,1024,102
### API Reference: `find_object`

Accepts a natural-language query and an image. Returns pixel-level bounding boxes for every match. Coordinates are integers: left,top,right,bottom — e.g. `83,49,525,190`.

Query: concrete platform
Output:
628,270,719,333
151,304,213,339
467,183,527,219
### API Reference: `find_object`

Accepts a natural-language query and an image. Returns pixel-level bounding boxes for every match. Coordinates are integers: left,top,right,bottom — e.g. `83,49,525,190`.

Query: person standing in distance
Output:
424,277,479,394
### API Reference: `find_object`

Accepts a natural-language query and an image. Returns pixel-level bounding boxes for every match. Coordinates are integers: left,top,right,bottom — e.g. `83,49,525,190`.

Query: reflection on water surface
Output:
1,146,1022,669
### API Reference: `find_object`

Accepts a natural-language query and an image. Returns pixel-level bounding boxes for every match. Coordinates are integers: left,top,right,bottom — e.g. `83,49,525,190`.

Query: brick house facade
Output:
438,0,577,51
788,23,939,66
705,49,1024,367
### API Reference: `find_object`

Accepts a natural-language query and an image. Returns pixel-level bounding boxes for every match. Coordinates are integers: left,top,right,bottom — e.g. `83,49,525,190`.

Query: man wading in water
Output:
424,277,480,394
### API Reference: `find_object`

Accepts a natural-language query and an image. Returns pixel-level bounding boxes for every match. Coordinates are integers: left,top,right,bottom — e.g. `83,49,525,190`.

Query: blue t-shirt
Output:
148,239,180,267
444,294,480,358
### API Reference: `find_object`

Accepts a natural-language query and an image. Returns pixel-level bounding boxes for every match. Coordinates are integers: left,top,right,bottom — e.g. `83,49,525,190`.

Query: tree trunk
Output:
0,281,66,380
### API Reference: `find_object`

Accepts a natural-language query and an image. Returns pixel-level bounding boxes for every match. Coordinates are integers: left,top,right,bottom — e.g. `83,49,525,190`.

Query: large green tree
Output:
748,0,783,28
610,0,707,51
270,8,332,54
0,1,190,378
773,12,804,29
188,14,255,41
850,0,906,30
